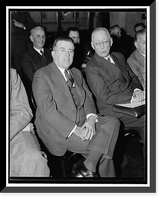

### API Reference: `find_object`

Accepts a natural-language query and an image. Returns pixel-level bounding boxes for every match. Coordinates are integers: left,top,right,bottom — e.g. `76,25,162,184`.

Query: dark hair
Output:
134,23,146,32
109,24,120,33
52,36,74,49
66,27,79,36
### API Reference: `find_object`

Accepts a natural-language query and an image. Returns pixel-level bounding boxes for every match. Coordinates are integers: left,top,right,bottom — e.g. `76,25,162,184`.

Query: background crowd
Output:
9,10,146,178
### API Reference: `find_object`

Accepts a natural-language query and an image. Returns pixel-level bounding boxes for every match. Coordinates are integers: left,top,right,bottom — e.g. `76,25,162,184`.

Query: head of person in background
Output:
66,27,80,44
134,29,146,57
134,23,146,33
51,36,75,70
30,26,46,50
109,25,121,39
91,27,113,58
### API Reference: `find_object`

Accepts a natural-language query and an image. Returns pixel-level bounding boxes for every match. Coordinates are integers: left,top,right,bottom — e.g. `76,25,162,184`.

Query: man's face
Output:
30,29,46,50
52,40,75,70
135,33,146,55
91,30,112,58
114,27,121,38
69,30,80,44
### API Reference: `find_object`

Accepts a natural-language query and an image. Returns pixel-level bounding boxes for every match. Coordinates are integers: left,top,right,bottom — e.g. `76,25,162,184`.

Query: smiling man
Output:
22,26,53,83
32,36,120,178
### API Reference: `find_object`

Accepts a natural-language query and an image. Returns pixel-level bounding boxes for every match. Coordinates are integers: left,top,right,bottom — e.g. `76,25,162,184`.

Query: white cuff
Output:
67,125,77,138
86,113,98,122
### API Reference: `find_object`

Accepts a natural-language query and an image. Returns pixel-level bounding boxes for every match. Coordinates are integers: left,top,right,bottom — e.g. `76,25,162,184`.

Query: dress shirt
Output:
33,47,44,55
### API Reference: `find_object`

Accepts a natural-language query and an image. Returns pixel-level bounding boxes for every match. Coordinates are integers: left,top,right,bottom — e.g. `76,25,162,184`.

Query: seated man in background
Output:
85,27,145,144
66,27,94,73
134,22,146,33
127,30,146,90
21,26,53,96
32,36,120,177
10,68,50,177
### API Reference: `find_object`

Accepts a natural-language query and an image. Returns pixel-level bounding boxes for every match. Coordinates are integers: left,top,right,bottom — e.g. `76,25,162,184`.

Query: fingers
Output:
134,90,144,101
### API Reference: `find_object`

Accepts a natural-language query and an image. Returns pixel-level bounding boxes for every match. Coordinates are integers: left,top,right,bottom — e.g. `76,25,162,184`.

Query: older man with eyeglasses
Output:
85,27,146,146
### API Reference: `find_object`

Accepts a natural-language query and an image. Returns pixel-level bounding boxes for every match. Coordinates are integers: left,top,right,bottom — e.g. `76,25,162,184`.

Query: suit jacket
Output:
22,47,53,83
32,62,97,156
85,52,143,116
127,49,145,90
10,68,33,140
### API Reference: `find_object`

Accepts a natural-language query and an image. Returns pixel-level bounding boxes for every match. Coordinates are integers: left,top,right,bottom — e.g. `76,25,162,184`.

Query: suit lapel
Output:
111,53,130,82
50,63,73,99
135,50,145,67
70,68,85,106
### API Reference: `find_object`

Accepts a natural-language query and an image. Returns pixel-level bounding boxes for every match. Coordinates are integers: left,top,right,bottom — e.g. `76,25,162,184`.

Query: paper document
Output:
116,100,145,108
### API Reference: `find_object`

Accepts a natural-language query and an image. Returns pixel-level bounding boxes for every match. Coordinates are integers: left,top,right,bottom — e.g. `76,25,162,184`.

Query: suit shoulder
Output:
34,63,52,77
127,50,137,61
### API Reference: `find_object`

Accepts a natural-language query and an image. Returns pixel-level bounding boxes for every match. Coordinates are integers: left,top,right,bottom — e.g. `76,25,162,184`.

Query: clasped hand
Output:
132,90,145,102
73,116,96,141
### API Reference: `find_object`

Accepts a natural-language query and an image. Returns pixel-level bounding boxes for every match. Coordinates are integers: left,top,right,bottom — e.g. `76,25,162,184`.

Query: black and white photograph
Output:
3,4,156,193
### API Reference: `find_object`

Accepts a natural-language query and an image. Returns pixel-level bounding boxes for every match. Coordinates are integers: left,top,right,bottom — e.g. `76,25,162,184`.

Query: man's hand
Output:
13,19,25,29
81,116,96,140
73,126,87,141
132,90,145,102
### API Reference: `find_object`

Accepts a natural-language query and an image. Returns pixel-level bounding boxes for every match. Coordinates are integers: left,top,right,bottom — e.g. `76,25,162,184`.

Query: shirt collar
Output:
34,47,44,54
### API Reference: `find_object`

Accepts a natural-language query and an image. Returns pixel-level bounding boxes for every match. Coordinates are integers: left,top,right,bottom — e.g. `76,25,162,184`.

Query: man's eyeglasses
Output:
55,47,74,55
94,40,110,48
36,35,46,40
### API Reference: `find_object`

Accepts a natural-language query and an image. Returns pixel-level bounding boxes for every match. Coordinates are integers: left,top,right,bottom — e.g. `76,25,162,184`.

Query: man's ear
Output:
110,38,113,46
30,35,33,42
134,41,138,49
51,50,55,58
91,42,95,50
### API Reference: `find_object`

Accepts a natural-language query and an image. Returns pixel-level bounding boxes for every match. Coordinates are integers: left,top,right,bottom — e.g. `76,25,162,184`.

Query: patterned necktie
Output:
64,70,74,88
40,50,47,62
105,55,115,65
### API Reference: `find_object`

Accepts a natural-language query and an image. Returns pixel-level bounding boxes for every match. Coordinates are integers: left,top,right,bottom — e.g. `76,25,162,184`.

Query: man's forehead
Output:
138,34,146,42
93,30,110,40
56,40,74,49
33,29,45,35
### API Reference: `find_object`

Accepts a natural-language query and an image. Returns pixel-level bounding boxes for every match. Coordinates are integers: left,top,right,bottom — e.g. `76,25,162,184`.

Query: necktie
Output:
40,50,47,62
64,70,74,88
105,55,115,65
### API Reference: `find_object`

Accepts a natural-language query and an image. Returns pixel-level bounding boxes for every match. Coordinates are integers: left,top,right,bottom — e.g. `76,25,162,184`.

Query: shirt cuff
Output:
67,125,77,139
86,113,98,122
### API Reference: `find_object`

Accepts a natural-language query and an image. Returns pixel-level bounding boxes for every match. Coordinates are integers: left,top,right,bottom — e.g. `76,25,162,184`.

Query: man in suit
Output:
85,27,145,144
66,27,94,73
10,68,50,177
22,26,53,83
32,36,120,177
127,30,146,90
21,26,53,110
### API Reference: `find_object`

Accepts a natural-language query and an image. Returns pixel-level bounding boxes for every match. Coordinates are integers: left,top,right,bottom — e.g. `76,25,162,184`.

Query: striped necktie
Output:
64,70,74,88
40,50,47,62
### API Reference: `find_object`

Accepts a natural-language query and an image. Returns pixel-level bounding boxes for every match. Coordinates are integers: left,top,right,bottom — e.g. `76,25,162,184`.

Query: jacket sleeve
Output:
22,53,35,83
10,69,33,140
85,64,133,105
127,57,145,89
